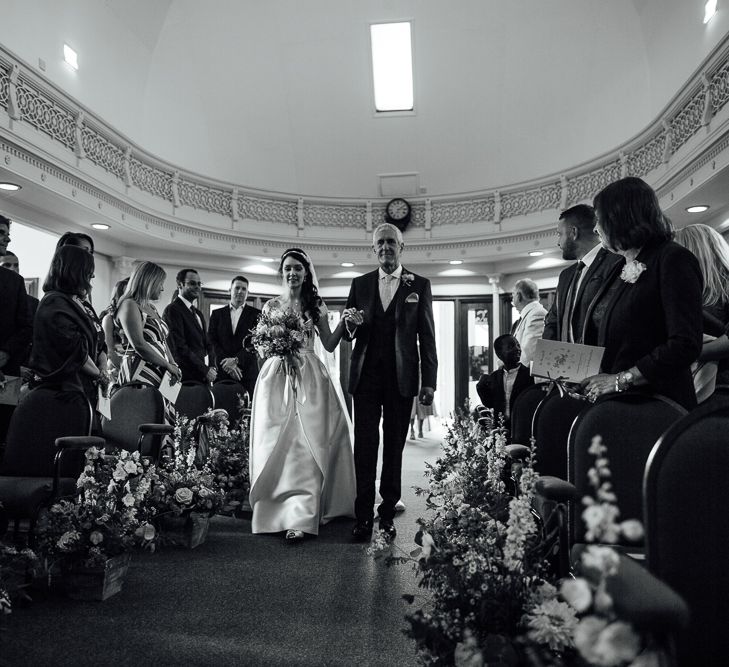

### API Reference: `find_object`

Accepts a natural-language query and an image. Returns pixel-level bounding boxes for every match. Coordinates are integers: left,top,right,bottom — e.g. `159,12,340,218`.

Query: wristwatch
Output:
615,370,635,392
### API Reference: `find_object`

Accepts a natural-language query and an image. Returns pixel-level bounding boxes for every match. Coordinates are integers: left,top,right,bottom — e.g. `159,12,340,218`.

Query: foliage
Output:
36,447,158,569
0,542,39,616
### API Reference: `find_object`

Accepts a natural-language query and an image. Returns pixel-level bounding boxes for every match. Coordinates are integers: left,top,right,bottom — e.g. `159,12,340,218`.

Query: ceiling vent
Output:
378,172,419,197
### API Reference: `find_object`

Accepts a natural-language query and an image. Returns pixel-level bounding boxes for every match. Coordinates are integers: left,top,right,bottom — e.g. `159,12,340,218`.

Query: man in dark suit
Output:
163,268,217,383
0,264,32,442
476,334,534,432
208,275,261,399
345,223,437,541
543,204,622,344
1,250,39,366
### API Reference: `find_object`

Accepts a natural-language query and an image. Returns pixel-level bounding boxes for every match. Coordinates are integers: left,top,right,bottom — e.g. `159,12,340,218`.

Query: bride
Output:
249,248,358,541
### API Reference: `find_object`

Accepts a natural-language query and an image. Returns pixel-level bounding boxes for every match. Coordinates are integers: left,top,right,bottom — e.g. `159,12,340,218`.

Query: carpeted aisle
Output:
0,427,445,667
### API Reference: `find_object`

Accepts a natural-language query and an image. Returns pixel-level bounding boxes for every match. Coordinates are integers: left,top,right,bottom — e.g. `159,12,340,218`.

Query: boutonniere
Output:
401,272,415,287
620,259,647,284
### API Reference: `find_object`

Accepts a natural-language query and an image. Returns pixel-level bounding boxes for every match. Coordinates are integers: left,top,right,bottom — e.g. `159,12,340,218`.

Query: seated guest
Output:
476,334,534,431
208,275,261,399
0,264,32,442
56,231,94,254
116,262,180,424
580,177,703,409
100,277,130,373
511,278,547,368
675,224,729,399
28,246,108,409
163,268,217,383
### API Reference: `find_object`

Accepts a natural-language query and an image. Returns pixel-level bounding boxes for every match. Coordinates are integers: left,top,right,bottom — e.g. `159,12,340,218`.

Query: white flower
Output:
113,464,127,481
581,545,620,577
421,531,436,560
574,616,608,663
526,598,578,651
89,530,104,545
591,621,642,666
135,523,156,541
175,487,194,505
561,577,593,613
124,460,138,474
620,259,647,284
401,272,415,287
122,493,136,507
619,519,644,542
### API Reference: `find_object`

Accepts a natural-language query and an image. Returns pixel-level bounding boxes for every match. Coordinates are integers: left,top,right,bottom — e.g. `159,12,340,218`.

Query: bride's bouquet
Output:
250,308,306,361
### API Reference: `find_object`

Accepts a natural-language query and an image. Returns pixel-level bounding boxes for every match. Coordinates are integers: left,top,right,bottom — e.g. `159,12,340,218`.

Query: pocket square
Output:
405,292,419,303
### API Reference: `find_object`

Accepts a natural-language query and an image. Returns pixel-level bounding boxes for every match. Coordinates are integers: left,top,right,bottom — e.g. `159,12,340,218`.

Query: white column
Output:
112,255,136,285
488,273,503,370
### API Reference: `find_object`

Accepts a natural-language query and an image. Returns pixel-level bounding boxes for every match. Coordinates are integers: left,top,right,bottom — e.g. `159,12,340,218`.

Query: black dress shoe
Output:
352,521,373,542
379,519,397,540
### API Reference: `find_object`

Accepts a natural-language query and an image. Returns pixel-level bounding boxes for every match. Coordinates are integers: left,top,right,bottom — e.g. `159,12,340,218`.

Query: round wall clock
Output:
385,197,412,231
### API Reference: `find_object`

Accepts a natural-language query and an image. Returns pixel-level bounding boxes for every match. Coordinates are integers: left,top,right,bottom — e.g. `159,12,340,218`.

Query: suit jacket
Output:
163,297,214,382
512,300,547,368
476,363,534,424
208,303,261,384
0,267,32,376
543,247,623,343
592,240,702,409
345,268,437,397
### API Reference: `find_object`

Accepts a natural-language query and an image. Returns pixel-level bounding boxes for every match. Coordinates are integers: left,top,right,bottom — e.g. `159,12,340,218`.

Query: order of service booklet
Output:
530,339,605,383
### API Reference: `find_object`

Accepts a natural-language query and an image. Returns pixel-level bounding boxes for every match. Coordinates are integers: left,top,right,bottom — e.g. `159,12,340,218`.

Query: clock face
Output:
386,198,410,220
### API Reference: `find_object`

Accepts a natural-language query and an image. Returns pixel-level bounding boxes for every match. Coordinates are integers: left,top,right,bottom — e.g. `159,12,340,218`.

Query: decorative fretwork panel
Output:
566,162,622,205
179,181,231,215
0,65,8,108
15,77,75,149
626,133,664,178
502,184,561,218
671,87,705,152
240,196,297,224
82,127,125,178
411,204,425,227
129,159,172,201
432,198,494,225
710,60,729,114
305,204,366,228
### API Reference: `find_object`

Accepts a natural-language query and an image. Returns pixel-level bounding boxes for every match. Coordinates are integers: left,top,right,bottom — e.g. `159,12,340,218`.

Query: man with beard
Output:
543,205,622,344
163,268,217,383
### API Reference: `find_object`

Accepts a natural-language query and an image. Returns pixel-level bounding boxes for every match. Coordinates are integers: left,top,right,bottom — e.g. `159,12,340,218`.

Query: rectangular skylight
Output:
370,22,414,112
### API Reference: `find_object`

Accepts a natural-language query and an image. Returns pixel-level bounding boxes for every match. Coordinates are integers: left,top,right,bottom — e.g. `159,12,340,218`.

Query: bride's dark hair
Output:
279,248,323,324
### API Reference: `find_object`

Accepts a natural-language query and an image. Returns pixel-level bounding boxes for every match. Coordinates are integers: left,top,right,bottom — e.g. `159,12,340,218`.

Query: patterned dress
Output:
117,304,175,425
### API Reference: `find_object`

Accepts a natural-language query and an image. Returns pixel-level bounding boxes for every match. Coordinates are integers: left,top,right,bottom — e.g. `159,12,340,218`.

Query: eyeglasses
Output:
184,281,203,287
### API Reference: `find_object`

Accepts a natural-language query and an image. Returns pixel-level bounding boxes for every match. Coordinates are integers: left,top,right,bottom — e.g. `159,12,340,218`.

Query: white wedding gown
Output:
249,312,356,534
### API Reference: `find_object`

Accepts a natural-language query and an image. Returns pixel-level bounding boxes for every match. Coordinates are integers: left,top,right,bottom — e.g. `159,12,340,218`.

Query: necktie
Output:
561,261,585,343
380,274,397,310
510,317,522,335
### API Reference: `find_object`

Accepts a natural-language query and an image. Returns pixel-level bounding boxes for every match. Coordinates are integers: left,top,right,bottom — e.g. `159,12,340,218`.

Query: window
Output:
370,22,414,113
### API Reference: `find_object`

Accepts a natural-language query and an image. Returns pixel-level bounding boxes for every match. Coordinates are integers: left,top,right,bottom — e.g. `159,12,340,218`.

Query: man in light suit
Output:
345,223,437,542
511,278,547,368
543,204,623,344
208,275,261,399
163,268,217,383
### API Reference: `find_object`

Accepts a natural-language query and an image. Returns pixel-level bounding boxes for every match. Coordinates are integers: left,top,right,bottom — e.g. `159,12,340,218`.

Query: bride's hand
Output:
343,308,364,326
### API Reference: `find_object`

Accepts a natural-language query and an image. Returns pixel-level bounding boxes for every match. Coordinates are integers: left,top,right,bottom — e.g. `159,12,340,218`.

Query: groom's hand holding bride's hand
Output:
342,308,364,326
419,386,434,406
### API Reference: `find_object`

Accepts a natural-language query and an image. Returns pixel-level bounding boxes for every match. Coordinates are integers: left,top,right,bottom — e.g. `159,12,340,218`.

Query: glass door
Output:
456,301,492,411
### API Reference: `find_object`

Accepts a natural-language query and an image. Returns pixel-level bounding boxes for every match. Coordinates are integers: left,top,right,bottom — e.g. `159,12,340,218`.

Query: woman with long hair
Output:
100,277,130,373
248,248,357,541
115,262,181,403
29,245,108,408
580,177,703,408
675,223,729,397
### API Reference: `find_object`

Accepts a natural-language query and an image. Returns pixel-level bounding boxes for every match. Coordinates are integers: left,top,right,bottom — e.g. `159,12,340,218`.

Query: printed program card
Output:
97,386,112,420
159,371,182,405
0,375,22,406
530,339,605,383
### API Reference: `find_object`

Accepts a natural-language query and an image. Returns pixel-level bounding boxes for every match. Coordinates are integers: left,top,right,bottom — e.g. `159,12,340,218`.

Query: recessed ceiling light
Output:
63,44,78,71
686,205,710,213
704,0,717,24
0,182,21,191
449,259,463,265
529,257,567,270
260,257,276,263
529,251,544,257
91,223,110,230
341,262,354,267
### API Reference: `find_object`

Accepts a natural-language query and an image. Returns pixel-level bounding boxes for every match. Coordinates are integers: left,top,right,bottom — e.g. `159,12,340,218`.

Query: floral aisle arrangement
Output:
0,542,39,616
371,411,555,665
372,415,655,666
37,447,158,570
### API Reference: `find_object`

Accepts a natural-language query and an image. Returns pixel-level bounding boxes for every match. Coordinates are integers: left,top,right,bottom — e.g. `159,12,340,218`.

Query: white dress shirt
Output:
378,265,403,310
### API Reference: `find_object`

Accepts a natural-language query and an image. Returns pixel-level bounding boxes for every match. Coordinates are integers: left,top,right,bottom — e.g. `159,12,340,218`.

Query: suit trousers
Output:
353,363,413,523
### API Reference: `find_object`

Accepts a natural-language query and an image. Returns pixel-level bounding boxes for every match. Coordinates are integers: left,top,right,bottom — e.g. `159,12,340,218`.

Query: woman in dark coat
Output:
580,177,703,410
28,245,108,404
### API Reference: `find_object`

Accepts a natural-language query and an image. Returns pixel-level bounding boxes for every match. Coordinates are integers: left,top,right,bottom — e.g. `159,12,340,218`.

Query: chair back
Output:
175,381,215,420
531,389,586,478
2,387,92,477
510,383,549,445
568,391,685,545
645,397,729,666
211,380,248,426
103,383,165,457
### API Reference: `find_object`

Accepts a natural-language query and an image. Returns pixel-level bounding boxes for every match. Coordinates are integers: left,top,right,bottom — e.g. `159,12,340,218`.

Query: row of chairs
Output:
0,379,250,542
496,384,729,666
